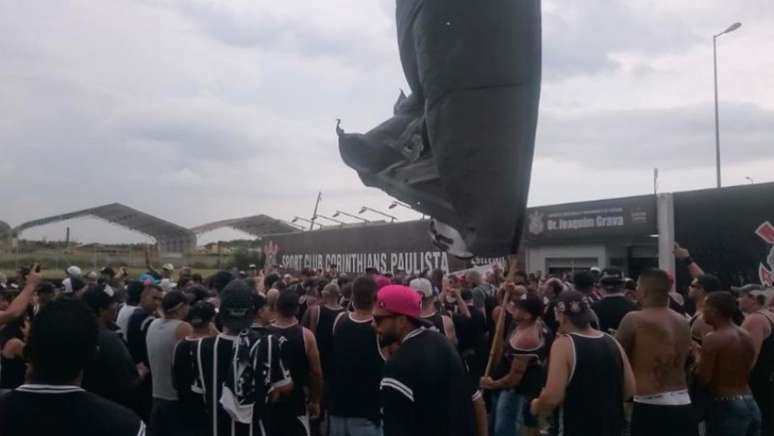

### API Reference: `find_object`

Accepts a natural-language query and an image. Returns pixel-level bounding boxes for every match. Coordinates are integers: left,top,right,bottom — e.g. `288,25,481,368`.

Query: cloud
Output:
536,102,774,169
542,1,702,79
1,0,773,242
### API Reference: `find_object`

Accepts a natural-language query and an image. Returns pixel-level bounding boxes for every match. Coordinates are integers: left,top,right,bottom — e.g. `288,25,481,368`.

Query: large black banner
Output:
674,182,774,290
264,221,502,275
524,195,657,244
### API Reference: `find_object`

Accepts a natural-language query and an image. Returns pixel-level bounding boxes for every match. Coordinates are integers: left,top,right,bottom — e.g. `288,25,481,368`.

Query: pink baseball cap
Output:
375,285,422,319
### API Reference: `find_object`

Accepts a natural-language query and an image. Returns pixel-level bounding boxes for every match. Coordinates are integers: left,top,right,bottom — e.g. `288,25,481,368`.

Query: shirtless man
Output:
616,268,697,436
696,291,761,436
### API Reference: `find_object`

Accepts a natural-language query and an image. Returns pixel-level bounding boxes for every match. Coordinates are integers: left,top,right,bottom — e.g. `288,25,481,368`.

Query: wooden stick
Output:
484,254,520,377
484,291,510,377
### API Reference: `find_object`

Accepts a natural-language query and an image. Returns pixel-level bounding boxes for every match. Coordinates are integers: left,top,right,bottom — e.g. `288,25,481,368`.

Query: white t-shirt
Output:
116,304,138,339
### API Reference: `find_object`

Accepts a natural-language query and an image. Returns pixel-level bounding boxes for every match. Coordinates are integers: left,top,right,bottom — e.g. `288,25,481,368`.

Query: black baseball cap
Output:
599,268,624,288
82,283,118,313
556,290,593,327
161,291,190,314
187,301,216,328
514,293,545,319
219,280,256,330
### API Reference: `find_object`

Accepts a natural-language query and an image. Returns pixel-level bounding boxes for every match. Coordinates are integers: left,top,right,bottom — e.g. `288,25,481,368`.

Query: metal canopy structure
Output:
13,203,196,254
190,215,301,240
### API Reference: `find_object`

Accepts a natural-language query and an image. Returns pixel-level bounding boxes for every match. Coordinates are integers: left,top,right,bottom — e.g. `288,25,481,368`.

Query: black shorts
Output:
631,402,698,436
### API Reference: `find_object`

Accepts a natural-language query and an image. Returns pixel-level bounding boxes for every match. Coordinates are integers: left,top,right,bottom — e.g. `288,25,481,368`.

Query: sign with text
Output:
264,221,503,274
525,195,657,243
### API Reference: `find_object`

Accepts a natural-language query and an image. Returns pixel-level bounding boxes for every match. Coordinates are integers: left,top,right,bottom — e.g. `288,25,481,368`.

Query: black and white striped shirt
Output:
173,330,291,436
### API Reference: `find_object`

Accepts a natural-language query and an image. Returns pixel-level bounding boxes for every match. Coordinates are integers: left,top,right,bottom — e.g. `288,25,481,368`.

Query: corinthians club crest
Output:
755,221,774,287
528,211,545,235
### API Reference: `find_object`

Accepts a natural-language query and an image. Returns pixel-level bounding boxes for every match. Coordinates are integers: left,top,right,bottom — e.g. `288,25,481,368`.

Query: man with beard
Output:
374,284,478,436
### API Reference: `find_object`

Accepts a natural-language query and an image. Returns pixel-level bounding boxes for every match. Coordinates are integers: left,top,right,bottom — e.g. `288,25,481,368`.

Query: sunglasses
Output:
373,314,398,324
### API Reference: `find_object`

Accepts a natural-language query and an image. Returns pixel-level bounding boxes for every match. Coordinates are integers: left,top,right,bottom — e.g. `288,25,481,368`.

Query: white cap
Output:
66,266,82,277
162,263,175,272
409,278,434,299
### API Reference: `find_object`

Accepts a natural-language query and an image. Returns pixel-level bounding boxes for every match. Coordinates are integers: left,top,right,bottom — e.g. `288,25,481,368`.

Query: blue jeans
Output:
706,397,762,436
329,416,382,436
489,390,526,436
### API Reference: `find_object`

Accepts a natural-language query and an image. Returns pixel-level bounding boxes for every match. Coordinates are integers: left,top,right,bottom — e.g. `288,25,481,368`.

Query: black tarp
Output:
338,0,542,258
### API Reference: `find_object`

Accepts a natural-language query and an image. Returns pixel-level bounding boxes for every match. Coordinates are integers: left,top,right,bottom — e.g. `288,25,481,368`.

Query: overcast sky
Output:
2,0,773,244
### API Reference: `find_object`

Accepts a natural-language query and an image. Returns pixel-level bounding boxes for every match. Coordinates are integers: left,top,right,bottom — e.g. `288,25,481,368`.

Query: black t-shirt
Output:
82,326,139,408
381,328,477,436
452,305,488,378
591,295,638,334
0,356,25,390
329,312,384,422
126,309,154,366
0,384,145,436
125,309,155,420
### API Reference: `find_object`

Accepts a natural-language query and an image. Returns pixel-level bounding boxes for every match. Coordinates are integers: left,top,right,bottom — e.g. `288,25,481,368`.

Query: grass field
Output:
0,245,229,281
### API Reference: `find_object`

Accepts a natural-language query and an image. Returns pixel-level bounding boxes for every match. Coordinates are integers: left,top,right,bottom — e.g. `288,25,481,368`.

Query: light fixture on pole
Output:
388,200,427,220
287,222,306,231
292,216,322,228
746,176,755,184
713,21,742,189
315,214,346,225
388,200,412,210
333,210,370,223
359,206,398,223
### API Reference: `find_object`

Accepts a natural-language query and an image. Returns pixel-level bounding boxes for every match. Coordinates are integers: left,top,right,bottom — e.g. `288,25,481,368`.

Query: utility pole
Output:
310,191,322,231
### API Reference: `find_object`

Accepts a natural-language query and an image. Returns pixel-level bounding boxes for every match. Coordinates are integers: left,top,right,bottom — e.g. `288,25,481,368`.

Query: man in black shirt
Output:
174,280,292,436
0,298,145,436
591,268,638,334
452,289,488,380
81,283,140,408
126,283,162,421
268,288,323,436
328,276,385,436
374,284,478,436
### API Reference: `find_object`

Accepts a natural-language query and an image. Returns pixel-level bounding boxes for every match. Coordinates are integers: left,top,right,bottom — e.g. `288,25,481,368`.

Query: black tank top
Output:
750,312,774,388
269,323,309,415
329,313,384,422
316,306,344,379
503,325,551,397
422,312,446,335
561,333,624,436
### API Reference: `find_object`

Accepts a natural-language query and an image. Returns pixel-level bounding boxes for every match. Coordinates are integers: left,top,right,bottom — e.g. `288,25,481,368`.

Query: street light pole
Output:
713,22,742,189
712,35,721,188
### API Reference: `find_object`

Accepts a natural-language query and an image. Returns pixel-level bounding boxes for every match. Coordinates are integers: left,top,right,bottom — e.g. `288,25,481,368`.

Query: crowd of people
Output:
0,243,772,436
